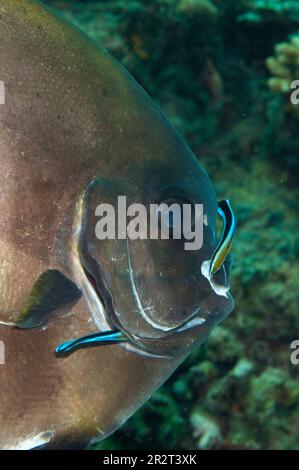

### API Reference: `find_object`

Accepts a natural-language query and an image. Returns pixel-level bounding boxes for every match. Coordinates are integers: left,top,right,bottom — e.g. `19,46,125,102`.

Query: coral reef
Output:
45,0,299,450
266,34,299,117
238,0,299,24
176,0,218,16
190,409,222,449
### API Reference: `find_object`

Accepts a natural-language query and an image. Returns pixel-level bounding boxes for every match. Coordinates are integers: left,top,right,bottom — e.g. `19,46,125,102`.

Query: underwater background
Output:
44,0,299,450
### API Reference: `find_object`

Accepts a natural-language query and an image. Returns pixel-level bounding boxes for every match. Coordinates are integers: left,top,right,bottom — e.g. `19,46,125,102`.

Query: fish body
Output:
0,0,234,449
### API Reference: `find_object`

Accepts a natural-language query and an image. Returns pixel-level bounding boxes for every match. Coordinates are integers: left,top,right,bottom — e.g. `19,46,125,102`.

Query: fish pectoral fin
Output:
55,330,126,355
16,269,82,329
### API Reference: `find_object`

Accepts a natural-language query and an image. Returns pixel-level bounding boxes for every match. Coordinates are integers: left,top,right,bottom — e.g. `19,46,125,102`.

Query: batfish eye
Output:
157,196,195,240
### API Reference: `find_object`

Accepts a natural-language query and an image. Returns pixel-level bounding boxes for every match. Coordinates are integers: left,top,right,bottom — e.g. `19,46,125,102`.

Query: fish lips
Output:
79,245,234,358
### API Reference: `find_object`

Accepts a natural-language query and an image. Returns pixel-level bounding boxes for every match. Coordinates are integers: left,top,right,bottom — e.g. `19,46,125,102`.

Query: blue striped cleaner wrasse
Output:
209,199,236,277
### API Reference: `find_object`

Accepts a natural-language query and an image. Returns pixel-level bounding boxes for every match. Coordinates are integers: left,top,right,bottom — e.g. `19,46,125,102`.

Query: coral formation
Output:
45,0,299,450
238,0,299,24
266,34,299,117
190,409,222,449
176,0,218,16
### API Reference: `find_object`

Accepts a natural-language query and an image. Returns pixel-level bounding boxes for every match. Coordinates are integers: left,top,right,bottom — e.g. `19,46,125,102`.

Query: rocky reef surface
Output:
45,0,299,449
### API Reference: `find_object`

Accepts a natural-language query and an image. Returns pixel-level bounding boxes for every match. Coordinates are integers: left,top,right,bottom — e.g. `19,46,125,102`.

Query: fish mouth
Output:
78,255,193,357
64,239,167,356
57,244,210,357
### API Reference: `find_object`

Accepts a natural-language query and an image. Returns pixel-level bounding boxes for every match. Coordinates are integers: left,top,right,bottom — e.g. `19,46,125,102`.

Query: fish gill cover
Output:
33,0,299,449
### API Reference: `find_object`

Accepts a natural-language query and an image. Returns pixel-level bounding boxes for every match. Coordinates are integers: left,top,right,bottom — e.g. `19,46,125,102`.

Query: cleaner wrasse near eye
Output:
0,0,235,449
209,199,236,277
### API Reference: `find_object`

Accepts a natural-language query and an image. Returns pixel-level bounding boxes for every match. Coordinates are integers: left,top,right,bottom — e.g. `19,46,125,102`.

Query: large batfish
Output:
0,0,235,449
